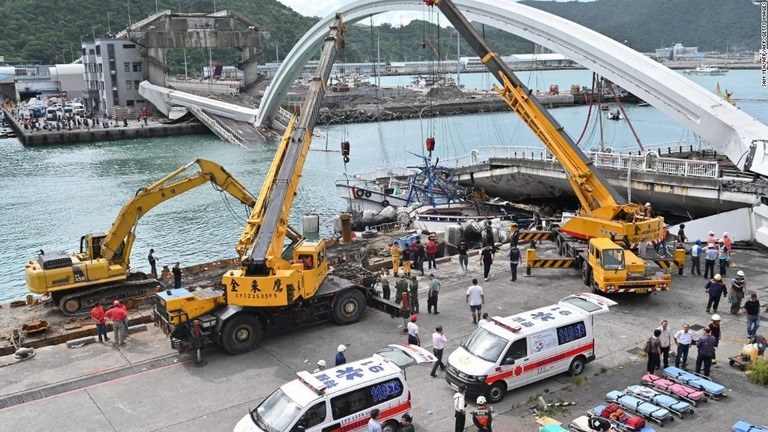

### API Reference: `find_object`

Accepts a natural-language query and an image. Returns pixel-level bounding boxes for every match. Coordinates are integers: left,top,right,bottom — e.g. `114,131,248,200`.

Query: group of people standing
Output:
388,236,441,278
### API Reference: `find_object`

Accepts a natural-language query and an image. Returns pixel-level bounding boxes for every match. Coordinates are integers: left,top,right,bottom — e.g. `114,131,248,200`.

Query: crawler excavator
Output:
24,160,256,315
424,0,684,293
154,15,405,355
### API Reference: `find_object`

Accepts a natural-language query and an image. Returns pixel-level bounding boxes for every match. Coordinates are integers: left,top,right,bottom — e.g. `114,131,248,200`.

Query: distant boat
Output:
683,64,729,76
607,109,623,120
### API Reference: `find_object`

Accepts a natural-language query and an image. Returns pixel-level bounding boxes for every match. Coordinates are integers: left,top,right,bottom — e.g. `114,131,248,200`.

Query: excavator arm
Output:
424,0,663,243
98,159,256,263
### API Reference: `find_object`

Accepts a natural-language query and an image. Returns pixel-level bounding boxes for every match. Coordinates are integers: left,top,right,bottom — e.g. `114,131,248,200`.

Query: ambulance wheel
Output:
220,314,262,355
382,420,399,432
332,289,367,325
581,262,592,287
569,356,586,376
487,381,507,403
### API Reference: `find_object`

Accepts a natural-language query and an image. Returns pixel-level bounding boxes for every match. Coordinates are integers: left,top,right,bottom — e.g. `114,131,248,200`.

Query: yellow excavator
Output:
24,159,256,315
155,15,404,355
424,0,684,293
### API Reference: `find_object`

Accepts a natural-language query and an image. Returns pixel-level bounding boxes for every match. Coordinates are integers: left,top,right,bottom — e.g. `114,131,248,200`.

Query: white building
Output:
81,38,148,114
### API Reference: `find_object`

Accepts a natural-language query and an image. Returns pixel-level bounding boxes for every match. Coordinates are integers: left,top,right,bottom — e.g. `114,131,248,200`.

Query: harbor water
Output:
1,69,767,301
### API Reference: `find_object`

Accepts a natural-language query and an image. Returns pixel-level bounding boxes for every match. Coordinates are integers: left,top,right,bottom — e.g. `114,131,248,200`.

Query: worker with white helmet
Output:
729,270,747,315
705,274,727,314
703,242,719,279
472,396,493,432
707,231,716,246
643,202,654,218
313,359,327,373
708,314,722,367
722,232,732,253
335,344,347,366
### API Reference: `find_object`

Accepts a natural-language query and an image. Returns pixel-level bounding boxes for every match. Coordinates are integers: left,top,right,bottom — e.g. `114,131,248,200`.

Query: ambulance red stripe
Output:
329,401,411,431
485,341,595,384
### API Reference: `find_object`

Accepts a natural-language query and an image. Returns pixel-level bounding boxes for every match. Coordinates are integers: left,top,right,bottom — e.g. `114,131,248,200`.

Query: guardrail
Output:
444,145,720,179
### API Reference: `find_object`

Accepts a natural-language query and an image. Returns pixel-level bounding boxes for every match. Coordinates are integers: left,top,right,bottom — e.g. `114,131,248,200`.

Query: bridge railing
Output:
444,146,719,179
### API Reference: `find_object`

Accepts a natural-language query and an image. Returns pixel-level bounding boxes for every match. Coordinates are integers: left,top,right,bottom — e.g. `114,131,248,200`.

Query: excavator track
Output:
56,276,162,316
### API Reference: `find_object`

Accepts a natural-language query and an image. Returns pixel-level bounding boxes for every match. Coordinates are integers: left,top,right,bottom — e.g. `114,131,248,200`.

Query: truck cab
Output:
584,238,670,294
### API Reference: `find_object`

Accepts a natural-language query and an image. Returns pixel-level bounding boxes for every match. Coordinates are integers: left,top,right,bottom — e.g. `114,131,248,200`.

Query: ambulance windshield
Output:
253,388,302,432
462,327,510,363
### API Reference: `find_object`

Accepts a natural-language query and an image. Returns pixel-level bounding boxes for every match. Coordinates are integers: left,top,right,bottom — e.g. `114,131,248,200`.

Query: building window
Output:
125,80,132,90
132,62,142,72
123,44,136,49
124,62,130,72
98,64,103,73
95,45,101,55
126,100,135,106
89,49,95,54
134,80,141,89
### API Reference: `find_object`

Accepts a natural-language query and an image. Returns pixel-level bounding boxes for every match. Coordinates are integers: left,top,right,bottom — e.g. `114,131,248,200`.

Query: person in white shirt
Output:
657,319,673,368
453,384,467,432
477,313,490,327
430,325,448,377
466,279,485,324
674,323,693,370
367,408,382,432
407,315,420,346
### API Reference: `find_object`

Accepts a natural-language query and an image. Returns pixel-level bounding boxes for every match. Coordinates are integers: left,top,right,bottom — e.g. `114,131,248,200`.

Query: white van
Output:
235,344,435,432
446,293,616,403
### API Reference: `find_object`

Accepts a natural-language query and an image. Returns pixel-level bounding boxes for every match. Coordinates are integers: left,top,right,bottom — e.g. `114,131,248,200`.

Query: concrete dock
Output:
1,238,766,431
2,109,209,146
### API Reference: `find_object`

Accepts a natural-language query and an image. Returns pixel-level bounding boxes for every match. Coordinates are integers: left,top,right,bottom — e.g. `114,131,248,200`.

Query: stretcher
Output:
569,405,656,432
625,385,694,419
662,366,727,400
641,374,706,406
606,391,673,426
733,421,768,432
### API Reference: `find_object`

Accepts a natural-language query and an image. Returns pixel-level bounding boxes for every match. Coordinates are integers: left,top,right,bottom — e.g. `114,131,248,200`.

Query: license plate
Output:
636,289,647,294
449,382,459,391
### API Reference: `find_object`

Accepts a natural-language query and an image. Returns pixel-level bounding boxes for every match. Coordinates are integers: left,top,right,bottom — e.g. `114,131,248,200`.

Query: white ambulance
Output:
234,344,435,432
446,293,616,403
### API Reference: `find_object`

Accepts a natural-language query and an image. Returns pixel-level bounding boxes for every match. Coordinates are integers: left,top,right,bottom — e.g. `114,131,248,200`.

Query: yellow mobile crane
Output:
424,0,684,294
24,159,257,314
155,15,404,355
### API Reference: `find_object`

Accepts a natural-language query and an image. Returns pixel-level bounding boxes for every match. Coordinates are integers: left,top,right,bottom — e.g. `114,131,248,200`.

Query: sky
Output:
276,0,588,25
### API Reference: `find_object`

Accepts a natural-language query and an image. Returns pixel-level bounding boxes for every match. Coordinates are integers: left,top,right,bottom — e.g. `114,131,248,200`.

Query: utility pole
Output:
107,12,113,35
127,0,132,38
92,25,97,41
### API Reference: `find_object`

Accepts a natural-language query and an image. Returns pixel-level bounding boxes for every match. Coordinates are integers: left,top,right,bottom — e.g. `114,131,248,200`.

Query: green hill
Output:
0,0,760,69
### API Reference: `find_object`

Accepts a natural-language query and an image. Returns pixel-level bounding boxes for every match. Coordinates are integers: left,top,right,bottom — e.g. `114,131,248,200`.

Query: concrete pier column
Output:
238,46,264,98
146,47,168,87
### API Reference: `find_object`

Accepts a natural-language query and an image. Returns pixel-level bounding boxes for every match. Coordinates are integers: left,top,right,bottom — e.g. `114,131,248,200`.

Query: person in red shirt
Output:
104,302,128,345
426,237,439,270
90,302,109,342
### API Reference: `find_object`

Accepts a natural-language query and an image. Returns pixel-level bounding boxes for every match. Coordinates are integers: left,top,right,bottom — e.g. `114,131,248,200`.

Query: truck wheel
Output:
332,289,367,325
220,314,262,355
487,381,507,403
581,261,591,286
382,420,400,432
569,356,586,376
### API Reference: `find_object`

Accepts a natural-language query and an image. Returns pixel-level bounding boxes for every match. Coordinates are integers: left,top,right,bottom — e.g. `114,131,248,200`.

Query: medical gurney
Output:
569,405,655,432
606,391,673,426
641,374,707,406
662,366,727,399
733,421,768,432
625,385,694,419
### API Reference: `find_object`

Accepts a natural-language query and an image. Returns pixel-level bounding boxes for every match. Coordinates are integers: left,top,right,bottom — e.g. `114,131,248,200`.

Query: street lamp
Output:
92,25,98,41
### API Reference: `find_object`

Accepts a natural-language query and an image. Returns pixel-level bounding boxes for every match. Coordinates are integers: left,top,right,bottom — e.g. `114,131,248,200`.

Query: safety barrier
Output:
519,231,553,241
445,146,719,179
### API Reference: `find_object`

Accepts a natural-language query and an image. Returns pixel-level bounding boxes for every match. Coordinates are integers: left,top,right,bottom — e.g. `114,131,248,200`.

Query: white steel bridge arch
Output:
256,0,768,176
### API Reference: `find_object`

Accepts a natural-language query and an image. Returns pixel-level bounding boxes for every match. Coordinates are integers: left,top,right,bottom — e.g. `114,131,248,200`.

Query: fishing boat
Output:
336,154,463,213
682,64,728,76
